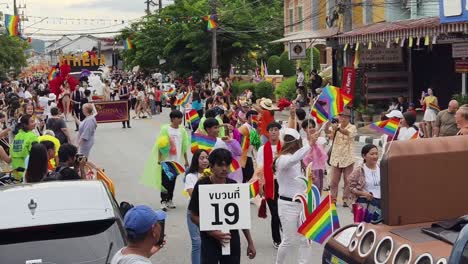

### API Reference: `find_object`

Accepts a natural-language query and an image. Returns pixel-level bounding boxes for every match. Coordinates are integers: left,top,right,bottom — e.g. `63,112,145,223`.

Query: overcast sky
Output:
1,0,172,40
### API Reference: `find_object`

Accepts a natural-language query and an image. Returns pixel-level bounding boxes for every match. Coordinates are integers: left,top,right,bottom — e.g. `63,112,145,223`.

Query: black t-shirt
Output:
188,177,241,259
46,117,67,144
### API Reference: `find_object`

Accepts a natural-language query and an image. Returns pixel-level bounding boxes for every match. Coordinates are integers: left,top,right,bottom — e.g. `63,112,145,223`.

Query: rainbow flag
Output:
369,118,399,137
124,37,134,50
298,195,340,244
240,134,250,151
320,86,352,118
5,15,19,37
204,14,217,31
229,159,240,172
48,67,59,81
176,92,191,106
411,130,419,139
429,103,440,113
186,110,200,127
161,161,185,180
251,115,259,129
191,133,217,153
250,180,260,198
166,87,177,97
311,102,329,124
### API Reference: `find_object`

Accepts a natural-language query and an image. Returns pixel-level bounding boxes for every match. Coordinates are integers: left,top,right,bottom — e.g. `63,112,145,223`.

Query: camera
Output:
331,118,339,124
75,154,87,163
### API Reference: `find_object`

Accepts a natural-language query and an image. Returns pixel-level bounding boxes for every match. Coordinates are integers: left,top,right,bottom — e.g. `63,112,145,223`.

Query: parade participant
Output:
184,149,209,264
253,98,279,144
157,110,189,211
256,121,282,249
455,104,468,135
111,205,167,264
396,112,418,141
189,148,256,264
77,103,97,157
326,108,357,206
302,119,328,193
24,143,49,183
46,107,70,144
420,88,439,138
148,84,156,116
434,100,459,137
154,85,163,115
38,130,60,169
119,82,132,129
349,144,382,222
239,110,260,183
60,84,71,121
197,109,225,137
274,128,314,264
39,140,56,171
71,87,84,131
11,114,38,180
296,68,305,106
192,92,204,118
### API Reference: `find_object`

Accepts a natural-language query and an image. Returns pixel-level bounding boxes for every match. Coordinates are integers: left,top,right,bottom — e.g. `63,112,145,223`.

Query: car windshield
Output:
0,219,126,264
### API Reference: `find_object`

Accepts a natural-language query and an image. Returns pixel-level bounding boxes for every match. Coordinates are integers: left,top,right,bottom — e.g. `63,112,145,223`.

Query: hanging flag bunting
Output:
264,61,269,76
5,14,20,37
395,37,399,44
343,43,348,51
416,36,420,46
400,38,405,47
260,60,265,78
203,14,217,31
353,50,360,69
409,36,413,48
432,35,437,45
368,41,372,50
123,37,134,50
424,35,430,46
355,42,360,51
386,39,391,49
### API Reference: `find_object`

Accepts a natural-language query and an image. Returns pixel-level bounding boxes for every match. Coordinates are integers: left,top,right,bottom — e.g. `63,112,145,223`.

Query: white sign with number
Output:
199,184,251,231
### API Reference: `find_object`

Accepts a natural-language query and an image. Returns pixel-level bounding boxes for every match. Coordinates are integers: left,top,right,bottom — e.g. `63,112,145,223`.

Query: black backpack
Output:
42,166,66,182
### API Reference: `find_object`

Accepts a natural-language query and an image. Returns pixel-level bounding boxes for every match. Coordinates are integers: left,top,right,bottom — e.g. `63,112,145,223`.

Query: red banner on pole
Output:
341,67,356,105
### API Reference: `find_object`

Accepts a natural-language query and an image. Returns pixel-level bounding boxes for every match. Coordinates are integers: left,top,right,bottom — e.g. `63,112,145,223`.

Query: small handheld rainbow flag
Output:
124,37,134,50
311,102,329,124
5,15,19,37
176,92,191,106
191,133,217,153
229,159,240,172
369,118,399,137
48,67,59,81
411,130,419,139
165,87,177,97
250,180,260,198
161,161,185,180
320,86,352,118
203,14,217,31
428,103,440,113
298,195,340,244
186,110,200,127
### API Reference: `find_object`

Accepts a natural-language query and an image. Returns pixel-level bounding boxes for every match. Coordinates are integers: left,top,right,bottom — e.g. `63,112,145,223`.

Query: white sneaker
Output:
167,200,176,209
161,202,168,212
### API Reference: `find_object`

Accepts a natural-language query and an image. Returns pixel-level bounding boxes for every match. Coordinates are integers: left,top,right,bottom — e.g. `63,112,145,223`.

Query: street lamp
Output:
276,70,280,74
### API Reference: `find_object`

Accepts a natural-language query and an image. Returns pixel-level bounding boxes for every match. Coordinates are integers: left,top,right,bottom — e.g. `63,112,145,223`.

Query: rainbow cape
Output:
185,110,200,128
191,133,217,153
429,103,440,113
369,118,399,137
411,130,419,139
5,15,19,37
250,180,260,198
161,161,185,180
311,102,329,124
229,159,240,172
176,92,191,106
298,195,340,244
124,37,134,50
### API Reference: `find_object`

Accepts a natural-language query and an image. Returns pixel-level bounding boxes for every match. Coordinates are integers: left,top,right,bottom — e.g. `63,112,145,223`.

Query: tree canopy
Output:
0,34,28,80
120,0,284,76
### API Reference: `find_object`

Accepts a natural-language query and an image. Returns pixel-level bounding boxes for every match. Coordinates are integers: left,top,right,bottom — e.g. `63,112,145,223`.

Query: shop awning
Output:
335,16,468,45
271,28,338,43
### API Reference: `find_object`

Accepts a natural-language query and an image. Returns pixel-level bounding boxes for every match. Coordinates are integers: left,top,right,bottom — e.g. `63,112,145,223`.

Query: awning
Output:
335,16,468,45
271,28,338,43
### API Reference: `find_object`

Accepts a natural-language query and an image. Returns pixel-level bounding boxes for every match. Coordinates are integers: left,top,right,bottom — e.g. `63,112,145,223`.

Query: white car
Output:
0,181,126,264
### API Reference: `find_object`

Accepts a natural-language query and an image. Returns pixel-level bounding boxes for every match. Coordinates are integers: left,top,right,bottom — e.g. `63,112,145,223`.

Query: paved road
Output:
78,110,369,263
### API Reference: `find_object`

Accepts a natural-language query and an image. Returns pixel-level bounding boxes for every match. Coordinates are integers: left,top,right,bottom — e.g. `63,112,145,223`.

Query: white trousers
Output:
276,199,312,264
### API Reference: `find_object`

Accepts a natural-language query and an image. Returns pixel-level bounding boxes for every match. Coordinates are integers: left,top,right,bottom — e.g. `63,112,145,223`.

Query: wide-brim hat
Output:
338,108,352,117
259,98,279,111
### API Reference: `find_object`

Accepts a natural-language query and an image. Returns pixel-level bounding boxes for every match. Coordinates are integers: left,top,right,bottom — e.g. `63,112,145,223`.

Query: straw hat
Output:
259,98,279,111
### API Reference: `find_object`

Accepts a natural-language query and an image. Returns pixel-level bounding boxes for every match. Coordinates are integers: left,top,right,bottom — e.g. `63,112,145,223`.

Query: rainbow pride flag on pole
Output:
311,102,329,124
312,86,352,122
176,92,191,106
161,161,185,180
124,37,134,50
203,14,217,31
298,195,340,244
249,180,260,198
191,133,217,153
5,15,19,37
48,67,59,81
229,159,240,173
369,118,400,137
186,110,200,128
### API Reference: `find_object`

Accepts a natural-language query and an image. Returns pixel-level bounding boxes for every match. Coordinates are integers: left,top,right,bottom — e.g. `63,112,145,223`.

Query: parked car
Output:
0,181,126,264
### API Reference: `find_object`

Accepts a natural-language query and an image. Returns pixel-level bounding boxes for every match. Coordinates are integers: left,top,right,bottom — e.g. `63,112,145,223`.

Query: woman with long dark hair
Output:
24,143,49,183
184,149,209,264
274,128,315,264
10,114,38,180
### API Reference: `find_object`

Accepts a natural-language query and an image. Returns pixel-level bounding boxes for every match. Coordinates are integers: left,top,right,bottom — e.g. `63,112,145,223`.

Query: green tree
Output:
0,35,28,80
279,51,296,77
267,55,280,74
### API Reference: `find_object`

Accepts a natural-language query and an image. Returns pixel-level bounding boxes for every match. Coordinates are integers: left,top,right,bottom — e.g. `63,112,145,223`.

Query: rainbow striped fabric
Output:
191,133,217,153
249,180,260,198
204,14,217,31
165,88,177,97
5,15,19,37
229,159,240,172
123,37,134,50
161,161,185,180
429,103,440,113
369,118,399,137
48,67,59,81
311,102,329,124
411,131,419,139
185,110,200,127
176,92,191,106
298,195,340,244
321,86,352,118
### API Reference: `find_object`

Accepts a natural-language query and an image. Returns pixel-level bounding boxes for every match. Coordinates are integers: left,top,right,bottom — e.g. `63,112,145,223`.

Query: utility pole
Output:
210,0,218,79
342,0,352,32
159,0,162,13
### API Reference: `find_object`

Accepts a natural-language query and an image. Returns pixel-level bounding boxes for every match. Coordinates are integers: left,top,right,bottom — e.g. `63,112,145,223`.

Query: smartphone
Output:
156,220,165,246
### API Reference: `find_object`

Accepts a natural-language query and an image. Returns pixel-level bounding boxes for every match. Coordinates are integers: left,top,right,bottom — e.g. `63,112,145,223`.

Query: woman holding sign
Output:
185,149,210,264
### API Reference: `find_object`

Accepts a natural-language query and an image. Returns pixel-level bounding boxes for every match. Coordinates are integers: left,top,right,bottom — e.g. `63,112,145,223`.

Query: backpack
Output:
42,166,66,181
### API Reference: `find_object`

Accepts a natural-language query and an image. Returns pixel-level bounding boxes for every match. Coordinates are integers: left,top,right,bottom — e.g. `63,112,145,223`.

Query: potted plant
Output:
360,105,374,122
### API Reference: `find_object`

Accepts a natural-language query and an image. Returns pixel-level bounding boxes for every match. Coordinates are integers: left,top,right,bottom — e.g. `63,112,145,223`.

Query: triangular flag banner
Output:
409,37,413,48
343,43,348,51
386,39,391,49
395,37,400,44
424,35,430,46
400,38,405,47
355,42,360,51
416,37,420,46
432,35,437,44
368,41,373,50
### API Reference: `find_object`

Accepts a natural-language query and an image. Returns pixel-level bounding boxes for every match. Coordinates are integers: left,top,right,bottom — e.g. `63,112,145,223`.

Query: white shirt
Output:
257,144,279,178
111,248,152,264
214,85,223,95
397,127,417,141
24,90,33,99
363,164,381,199
275,145,311,198
167,127,183,163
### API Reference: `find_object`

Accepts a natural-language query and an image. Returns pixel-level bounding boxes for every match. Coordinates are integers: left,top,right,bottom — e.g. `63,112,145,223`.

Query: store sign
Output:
289,42,307,60
455,60,468,73
440,0,468,23
359,47,403,64
452,43,468,58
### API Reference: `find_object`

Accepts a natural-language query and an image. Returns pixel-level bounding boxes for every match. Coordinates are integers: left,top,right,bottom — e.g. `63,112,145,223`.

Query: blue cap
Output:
124,205,166,236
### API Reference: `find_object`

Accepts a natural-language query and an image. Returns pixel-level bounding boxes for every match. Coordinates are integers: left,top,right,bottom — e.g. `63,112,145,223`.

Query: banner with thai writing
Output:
341,67,356,106
94,101,129,123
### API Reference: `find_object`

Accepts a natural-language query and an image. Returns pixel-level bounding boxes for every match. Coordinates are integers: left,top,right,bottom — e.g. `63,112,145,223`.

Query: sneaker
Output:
161,202,168,212
343,202,349,208
167,200,176,209
273,242,280,249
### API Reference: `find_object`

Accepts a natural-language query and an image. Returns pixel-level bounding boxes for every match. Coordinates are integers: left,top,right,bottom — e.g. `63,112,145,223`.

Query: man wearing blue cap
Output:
111,205,166,264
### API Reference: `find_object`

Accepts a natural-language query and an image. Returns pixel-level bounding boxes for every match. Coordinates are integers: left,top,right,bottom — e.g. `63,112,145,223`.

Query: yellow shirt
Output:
424,96,438,107
38,135,61,168
329,123,357,168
